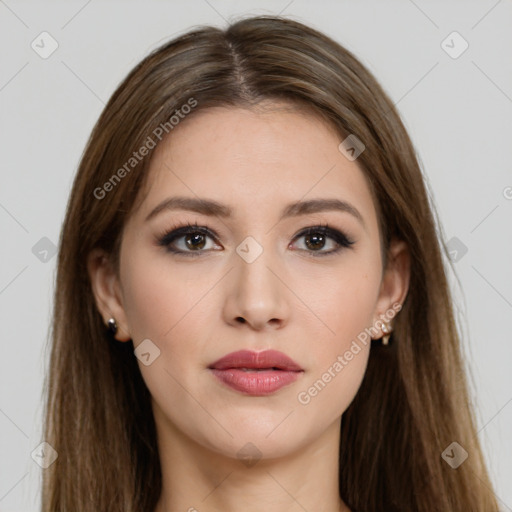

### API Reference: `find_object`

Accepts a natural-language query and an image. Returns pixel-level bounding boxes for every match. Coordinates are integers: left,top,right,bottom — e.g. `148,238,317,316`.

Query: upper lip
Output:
208,349,303,371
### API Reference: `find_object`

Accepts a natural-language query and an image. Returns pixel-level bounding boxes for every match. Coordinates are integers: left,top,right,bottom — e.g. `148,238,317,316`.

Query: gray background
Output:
1,0,511,510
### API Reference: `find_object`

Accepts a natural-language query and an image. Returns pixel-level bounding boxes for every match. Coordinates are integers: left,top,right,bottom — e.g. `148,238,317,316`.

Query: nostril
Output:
236,317,246,323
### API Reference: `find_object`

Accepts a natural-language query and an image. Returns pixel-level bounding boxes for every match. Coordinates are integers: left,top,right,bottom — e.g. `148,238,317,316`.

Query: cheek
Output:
119,243,211,342
292,290,376,435
307,251,382,346
294,341,370,443
297,255,380,416
329,267,381,340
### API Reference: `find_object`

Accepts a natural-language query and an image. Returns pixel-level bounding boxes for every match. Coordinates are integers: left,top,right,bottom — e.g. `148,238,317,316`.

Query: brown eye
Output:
304,232,327,251
158,225,220,255
292,225,355,256
158,223,354,257
184,233,207,250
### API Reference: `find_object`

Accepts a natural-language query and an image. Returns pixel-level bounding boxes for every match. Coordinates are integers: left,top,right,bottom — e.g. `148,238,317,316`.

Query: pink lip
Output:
208,349,304,396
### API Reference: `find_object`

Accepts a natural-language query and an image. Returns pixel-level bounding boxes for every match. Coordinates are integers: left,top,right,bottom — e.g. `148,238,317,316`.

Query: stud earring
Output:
381,322,392,346
107,317,118,335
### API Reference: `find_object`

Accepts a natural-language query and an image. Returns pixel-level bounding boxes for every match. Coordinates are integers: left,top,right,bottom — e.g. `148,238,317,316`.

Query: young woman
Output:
41,15,499,512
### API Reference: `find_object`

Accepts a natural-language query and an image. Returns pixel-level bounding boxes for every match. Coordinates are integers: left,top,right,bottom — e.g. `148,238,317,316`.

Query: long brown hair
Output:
41,15,499,511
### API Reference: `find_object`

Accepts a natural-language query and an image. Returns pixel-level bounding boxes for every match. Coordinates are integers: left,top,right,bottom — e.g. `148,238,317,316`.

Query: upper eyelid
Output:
161,223,345,238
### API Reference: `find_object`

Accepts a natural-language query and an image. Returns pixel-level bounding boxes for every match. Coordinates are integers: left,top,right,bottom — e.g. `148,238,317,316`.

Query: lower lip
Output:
209,368,303,396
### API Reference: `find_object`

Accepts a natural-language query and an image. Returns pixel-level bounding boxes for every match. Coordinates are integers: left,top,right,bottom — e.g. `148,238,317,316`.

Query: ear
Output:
372,238,410,338
87,248,131,342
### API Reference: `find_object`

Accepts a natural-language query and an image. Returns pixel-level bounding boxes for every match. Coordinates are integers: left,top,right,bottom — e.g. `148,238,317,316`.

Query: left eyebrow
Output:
145,196,365,228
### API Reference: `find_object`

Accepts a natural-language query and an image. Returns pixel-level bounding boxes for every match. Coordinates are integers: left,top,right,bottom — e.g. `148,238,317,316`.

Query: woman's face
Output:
94,104,407,460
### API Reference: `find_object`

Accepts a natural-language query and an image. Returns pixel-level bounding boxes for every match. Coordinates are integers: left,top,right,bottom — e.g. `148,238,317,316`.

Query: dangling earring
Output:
107,317,118,335
381,322,392,346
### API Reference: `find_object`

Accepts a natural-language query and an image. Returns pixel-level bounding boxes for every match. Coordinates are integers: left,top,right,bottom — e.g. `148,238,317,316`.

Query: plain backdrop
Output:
1,1,511,510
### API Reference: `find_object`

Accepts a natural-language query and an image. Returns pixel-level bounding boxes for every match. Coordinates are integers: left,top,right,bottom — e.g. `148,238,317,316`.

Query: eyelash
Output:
156,221,355,257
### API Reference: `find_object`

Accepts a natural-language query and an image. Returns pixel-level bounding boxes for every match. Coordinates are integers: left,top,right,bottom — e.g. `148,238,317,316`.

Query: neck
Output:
152,406,350,512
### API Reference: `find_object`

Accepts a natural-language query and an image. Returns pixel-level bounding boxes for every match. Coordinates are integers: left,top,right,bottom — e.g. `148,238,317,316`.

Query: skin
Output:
88,103,410,512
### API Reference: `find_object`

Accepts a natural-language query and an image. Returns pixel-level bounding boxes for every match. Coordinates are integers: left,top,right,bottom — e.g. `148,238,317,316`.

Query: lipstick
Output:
208,349,304,396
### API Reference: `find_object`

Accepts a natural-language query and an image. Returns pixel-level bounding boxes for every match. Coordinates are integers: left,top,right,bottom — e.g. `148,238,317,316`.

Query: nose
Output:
222,249,290,332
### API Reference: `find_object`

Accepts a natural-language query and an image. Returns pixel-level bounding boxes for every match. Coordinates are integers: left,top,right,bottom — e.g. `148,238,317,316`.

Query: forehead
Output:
137,105,378,228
